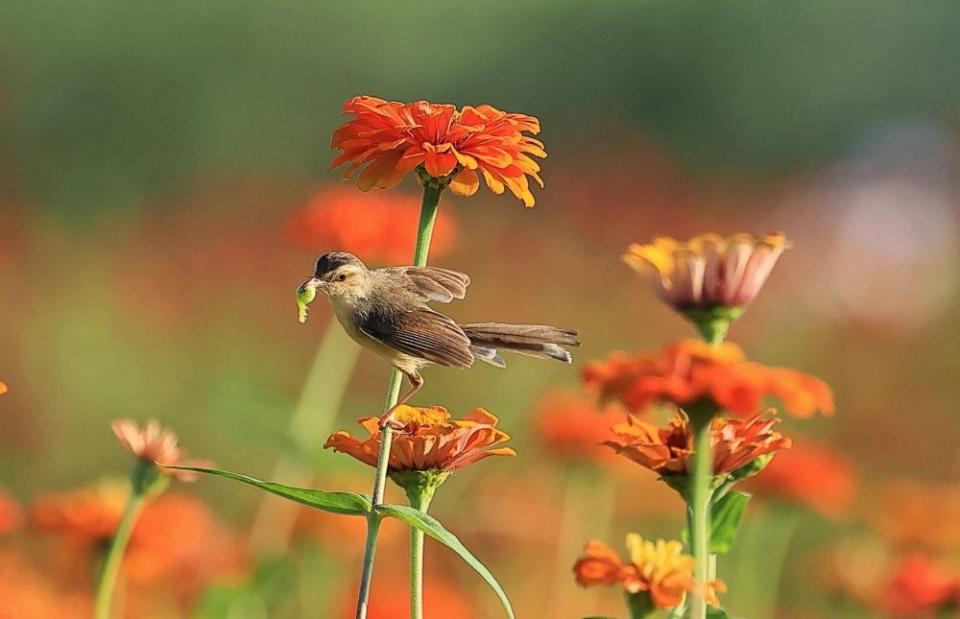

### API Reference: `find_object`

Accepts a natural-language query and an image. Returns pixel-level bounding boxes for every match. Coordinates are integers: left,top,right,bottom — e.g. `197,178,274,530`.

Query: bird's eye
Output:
336,273,347,282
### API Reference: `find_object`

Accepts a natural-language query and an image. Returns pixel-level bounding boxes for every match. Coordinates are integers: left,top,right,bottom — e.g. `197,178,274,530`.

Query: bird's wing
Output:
380,266,471,304
359,306,475,368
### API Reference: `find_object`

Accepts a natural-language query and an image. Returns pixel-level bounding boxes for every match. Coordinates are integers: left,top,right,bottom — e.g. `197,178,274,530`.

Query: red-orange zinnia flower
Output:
31,478,128,543
532,391,624,462
883,553,959,615
745,439,856,518
605,410,790,477
574,534,723,609
325,405,515,472
583,339,834,418
112,418,207,482
624,233,789,311
285,186,457,262
331,96,546,206
0,488,23,535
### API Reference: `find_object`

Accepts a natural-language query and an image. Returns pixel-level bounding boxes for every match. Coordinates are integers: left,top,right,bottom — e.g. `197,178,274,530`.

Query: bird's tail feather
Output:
460,322,580,365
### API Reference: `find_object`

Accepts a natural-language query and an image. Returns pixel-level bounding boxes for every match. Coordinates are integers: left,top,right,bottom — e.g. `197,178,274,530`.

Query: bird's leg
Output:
378,371,424,429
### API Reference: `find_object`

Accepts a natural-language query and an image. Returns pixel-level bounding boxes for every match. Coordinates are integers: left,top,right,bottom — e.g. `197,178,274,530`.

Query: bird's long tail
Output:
459,322,580,367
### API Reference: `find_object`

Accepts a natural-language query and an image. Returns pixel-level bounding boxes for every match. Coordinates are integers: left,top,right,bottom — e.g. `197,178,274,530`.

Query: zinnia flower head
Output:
883,553,960,616
331,96,546,206
605,410,790,482
112,419,206,482
744,439,856,518
0,488,23,535
325,405,516,475
583,339,834,418
573,534,723,609
625,233,789,313
0,380,7,395
532,391,623,463
285,186,457,262
31,478,129,543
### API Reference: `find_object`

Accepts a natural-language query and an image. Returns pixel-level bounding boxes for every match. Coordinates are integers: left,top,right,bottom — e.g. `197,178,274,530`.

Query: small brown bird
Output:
297,252,580,427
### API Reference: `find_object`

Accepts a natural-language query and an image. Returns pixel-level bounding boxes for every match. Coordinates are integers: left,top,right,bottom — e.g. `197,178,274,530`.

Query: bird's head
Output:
297,252,372,321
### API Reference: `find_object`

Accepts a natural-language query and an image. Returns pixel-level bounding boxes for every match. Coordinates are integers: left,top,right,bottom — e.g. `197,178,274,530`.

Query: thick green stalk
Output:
354,514,382,619
94,462,149,619
354,181,443,619
688,413,714,619
408,488,436,619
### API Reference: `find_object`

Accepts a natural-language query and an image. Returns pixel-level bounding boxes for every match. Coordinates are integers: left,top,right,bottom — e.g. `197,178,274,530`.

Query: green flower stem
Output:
406,482,438,619
687,409,714,619
250,324,361,556
94,460,151,619
354,180,444,619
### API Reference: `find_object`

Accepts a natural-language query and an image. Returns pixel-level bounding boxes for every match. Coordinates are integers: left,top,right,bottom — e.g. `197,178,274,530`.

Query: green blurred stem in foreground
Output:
355,180,444,619
249,324,361,556
94,459,153,619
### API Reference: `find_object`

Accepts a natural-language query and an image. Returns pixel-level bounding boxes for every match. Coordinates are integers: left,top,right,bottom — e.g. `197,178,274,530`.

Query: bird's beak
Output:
296,277,326,324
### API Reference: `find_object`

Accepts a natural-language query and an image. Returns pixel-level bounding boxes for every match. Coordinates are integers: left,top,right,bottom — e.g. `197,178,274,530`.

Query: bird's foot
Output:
378,408,405,431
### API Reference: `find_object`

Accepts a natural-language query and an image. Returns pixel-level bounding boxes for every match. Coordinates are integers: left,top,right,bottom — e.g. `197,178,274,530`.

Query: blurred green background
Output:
2,2,960,618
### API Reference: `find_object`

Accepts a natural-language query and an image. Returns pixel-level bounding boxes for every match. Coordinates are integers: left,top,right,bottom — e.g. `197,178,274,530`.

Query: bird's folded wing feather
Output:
359,306,475,368
382,266,471,303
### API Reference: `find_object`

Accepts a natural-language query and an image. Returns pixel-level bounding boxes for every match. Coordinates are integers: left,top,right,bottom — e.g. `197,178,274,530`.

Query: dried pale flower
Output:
573,534,724,609
285,186,458,262
744,439,856,518
605,410,790,478
325,405,515,473
331,96,546,206
583,339,834,418
624,233,789,313
111,419,206,482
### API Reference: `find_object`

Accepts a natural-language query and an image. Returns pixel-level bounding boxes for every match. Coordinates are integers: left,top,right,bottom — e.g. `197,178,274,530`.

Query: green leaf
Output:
709,491,751,554
377,504,515,619
169,465,371,515
706,607,732,618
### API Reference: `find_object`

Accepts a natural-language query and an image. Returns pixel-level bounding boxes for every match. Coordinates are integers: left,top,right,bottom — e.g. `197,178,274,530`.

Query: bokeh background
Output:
2,2,960,617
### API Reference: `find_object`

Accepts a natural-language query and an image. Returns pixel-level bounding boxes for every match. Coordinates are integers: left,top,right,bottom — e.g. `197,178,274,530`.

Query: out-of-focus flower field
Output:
2,2,960,618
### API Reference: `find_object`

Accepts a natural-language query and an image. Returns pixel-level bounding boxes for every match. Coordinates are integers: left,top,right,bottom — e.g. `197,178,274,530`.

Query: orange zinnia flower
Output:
338,574,477,619
331,96,546,206
285,186,457,262
0,488,23,535
0,380,7,395
325,405,515,473
583,339,834,418
574,534,723,609
745,439,856,518
112,418,207,482
605,410,789,478
883,553,959,616
624,233,789,312
532,391,623,463
31,478,128,543
872,480,960,552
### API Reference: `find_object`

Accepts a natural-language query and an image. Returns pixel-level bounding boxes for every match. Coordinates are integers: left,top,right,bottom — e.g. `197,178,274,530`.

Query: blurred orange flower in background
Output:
337,574,476,619
583,339,834,418
0,488,23,535
0,380,7,395
745,439,856,517
872,480,960,552
331,96,546,206
624,233,789,311
325,405,516,472
883,553,959,616
285,186,457,262
574,534,723,609
0,551,92,619
532,391,623,463
31,478,128,544
112,418,207,482
605,410,790,477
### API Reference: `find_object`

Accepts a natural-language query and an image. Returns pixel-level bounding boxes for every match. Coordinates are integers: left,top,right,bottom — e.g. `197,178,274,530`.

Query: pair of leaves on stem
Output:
171,465,514,619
